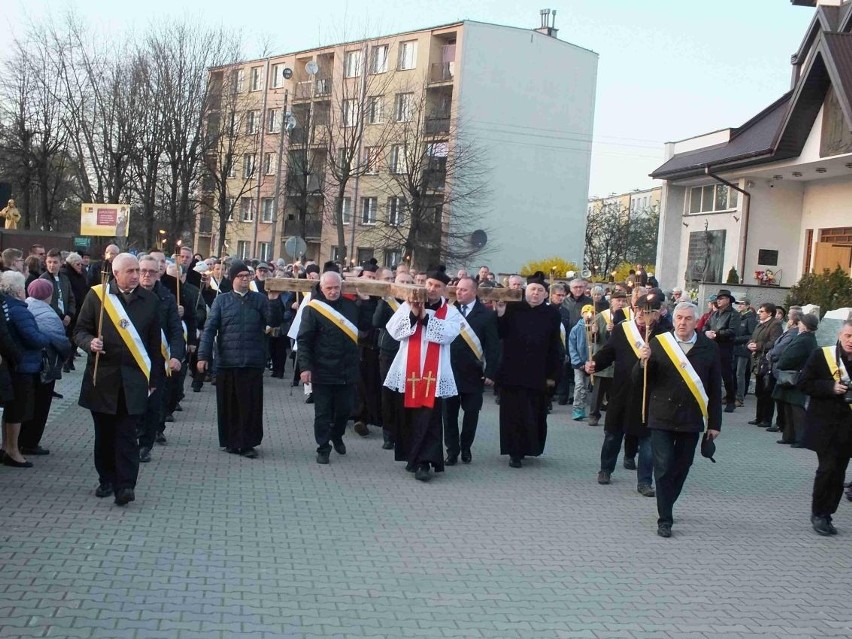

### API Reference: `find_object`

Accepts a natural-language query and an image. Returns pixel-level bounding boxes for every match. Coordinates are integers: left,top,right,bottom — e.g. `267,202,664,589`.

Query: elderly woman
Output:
773,312,818,447
19,279,73,455
0,271,50,467
60,252,88,372
591,285,607,313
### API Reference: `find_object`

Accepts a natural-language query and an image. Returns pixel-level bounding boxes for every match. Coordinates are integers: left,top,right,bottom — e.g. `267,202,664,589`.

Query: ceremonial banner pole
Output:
93,267,108,386
176,263,182,309
584,318,595,383
640,298,657,424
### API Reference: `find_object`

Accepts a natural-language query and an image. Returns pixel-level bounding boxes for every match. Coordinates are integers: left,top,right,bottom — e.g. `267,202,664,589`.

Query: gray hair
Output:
788,308,803,325
508,274,524,286
591,285,605,296
320,271,342,286
65,252,83,266
112,253,138,273
0,270,26,298
569,278,585,288
550,283,566,294
673,301,699,319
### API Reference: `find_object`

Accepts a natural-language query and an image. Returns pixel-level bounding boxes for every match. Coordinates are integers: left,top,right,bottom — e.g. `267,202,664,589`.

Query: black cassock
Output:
497,301,562,458
216,368,263,450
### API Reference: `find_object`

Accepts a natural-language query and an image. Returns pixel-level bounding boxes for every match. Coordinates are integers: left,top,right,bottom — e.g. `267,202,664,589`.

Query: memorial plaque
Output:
686,230,726,282
757,249,778,266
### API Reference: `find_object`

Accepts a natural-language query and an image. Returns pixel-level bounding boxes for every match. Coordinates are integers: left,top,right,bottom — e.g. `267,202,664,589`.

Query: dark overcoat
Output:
798,344,852,456
771,331,817,407
450,299,500,394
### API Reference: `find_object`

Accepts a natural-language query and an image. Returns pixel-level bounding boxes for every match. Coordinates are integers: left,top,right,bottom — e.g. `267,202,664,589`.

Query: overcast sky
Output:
4,0,816,198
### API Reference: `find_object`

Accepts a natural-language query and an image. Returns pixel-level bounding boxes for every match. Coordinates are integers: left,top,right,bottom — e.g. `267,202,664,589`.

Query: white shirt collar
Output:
676,330,697,344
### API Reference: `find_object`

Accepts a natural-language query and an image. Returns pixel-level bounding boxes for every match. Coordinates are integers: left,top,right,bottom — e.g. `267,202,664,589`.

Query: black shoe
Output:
724,403,735,413
155,433,167,445
95,483,113,498
191,382,203,392
827,518,838,535
597,470,611,484
139,447,152,463
305,394,314,404
2,456,33,468
114,488,135,506
811,515,833,536
353,421,369,437
557,397,568,406
756,422,772,428
316,451,330,464
445,453,458,466
62,365,72,373
382,441,394,450
509,457,522,468
332,440,346,455
623,457,636,470
69,362,75,371
765,426,780,432
791,443,805,448
52,391,63,399
747,419,760,425
461,449,472,464
777,439,794,445
165,414,175,423
241,448,258,459
657,523,672,538
174,403,182,412
414,464,431,482
638,484,656,497
405,463,415,473
20,446,50,456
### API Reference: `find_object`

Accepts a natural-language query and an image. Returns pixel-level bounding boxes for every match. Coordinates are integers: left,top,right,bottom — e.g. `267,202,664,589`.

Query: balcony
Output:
284,218,322,239
199,213,213,235
286,173,325,195
293,77,332,100
428,62,454,84
425,116,450,135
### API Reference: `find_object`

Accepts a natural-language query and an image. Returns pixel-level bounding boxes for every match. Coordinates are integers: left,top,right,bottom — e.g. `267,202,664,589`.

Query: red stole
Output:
404,301,448,408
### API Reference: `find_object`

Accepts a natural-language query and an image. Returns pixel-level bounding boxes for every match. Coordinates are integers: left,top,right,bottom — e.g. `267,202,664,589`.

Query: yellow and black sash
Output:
821,345,852,412
459,319,484,363
656,332,709,427
306,299,358,344
383,296,400,312
622,320,645,359
93,285,152,384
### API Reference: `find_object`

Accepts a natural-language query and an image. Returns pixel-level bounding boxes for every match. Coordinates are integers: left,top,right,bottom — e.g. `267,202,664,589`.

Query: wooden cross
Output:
422,371,436,398
407,372,420,399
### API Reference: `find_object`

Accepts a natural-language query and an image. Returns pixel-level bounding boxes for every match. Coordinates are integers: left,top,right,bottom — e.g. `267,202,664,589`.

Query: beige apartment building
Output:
197,14,598,272
587,186,661,218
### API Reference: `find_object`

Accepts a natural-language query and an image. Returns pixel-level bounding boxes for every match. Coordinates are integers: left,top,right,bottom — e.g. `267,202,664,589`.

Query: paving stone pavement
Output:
1,366,852,639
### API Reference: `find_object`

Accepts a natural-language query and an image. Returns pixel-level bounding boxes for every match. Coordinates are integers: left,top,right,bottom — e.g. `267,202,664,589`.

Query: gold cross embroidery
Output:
407,372,420,399
422,371,436,397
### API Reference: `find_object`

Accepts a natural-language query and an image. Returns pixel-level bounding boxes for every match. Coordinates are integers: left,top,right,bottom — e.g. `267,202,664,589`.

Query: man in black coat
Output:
74,253,164,506
87,244,120,287
798,320,852,536
587,290,668,496
40,249,76,328
297,271,372,465
638,301,721,538
702,288,740,412
444,277,499,465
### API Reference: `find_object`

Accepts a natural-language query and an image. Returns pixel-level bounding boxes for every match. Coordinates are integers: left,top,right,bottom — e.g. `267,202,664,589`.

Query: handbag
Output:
39,349,59,385
775,369,800,388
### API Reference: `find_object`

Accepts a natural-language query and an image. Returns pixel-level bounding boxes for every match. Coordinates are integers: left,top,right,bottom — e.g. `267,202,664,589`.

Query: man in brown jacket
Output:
747,302,783,428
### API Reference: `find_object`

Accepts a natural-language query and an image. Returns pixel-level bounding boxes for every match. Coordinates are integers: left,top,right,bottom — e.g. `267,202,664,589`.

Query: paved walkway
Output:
1,367,851,639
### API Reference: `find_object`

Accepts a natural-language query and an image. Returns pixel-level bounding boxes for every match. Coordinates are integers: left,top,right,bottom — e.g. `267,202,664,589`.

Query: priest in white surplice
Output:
384,266,461,482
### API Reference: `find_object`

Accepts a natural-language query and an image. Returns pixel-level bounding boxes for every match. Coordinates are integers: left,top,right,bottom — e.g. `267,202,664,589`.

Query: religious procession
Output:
1,244,850,540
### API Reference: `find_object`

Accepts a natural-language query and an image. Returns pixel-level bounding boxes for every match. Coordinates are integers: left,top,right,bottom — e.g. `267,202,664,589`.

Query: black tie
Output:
461,305,468,317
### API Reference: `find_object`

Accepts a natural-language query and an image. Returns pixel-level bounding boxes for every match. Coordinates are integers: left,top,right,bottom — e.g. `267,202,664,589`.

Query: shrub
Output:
726,267,740,284
785,266,852,317
519,257,580,279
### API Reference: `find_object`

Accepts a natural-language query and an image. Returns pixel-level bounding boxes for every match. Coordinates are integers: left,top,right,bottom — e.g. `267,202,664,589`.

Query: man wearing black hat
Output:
588,289,630,427
702,289,740,412
197,261,282,458
496,272,562,468
383,266,462,481
638,301,722,538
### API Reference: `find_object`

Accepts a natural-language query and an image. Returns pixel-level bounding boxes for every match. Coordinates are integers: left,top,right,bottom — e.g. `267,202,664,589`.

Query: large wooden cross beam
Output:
264,277,523,302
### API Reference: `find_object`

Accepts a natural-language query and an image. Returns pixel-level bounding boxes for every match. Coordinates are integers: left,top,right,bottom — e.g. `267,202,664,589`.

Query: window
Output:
246,110,259,135
389,145,408,174
344,50,363,78
398,40,417,70
236,240,250,259
687,184,738,214
394,93,414,122
388,197,405,226
367,96,384,124
267,109,280,133
250,66,263,91
257,242,271,261
264,152,276,175
363,147,380,174
384,249,401,267
226,197,235,221
360,197,377,224
357,248,375,265
341,197,352,224
234,69,245,93
330,246,342,262
370,44,389,74
342,99,358,127
271,63,284,88
261,198,275,223
243,153,256,179
226,158,236,179
240,197,253,222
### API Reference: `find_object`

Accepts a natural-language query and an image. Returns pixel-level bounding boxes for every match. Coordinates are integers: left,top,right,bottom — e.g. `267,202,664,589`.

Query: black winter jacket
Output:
198,290,281,369
703,305,740,346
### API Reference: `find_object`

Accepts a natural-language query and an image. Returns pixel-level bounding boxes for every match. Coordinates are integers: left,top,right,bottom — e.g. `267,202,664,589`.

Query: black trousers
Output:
719,345,736,405
354,348,382,426
651,429,700,526
92,391,140,490
19,380,55,449
812,450,851,518
312,383,355,454
379,354,402,445
755,373,776,424
269,335,288,377
780,402,806,444
137,386,163,449
443,390,484,456
590,376,611,418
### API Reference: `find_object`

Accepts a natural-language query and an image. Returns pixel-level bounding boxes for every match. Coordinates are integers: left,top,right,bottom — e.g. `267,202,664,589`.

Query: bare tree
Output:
584,201,629,278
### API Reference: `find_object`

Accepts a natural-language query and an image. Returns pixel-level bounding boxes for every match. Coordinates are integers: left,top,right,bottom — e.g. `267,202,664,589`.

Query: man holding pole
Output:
74,253,163,506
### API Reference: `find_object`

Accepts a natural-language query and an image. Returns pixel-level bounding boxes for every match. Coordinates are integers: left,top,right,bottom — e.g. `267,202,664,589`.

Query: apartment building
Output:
587,186,661,218
197,14,598,273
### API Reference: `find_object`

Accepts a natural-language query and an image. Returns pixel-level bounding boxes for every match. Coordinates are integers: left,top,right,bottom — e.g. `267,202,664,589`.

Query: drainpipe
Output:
706,167,751,278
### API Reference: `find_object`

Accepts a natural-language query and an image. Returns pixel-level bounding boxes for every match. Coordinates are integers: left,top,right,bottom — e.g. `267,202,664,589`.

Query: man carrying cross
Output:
383,266,462,482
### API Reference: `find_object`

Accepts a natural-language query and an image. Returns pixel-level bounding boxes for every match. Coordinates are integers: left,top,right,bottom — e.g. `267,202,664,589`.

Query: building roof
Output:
652,13,852,181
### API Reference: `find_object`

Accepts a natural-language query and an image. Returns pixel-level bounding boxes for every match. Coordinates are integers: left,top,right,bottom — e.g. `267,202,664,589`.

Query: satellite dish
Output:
305,60,319,76
282,67,293,80
470,230,487,248
284,113,297,131
284,236,307,258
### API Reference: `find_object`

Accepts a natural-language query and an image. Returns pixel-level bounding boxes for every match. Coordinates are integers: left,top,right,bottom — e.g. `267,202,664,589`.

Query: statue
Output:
0,199,21,230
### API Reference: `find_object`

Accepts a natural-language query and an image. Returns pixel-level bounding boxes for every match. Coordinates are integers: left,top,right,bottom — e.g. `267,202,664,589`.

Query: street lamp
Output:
158,229,167,250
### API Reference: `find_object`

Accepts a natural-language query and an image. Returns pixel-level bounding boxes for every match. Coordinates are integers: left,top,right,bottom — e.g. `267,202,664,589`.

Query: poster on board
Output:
80,203,130,237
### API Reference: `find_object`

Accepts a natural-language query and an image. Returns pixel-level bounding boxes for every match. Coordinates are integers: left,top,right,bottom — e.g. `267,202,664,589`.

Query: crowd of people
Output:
0,245,850,538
